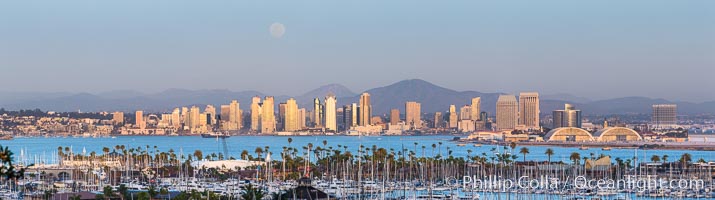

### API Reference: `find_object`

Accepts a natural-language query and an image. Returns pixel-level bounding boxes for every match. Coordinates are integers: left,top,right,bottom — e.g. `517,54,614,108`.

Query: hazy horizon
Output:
1,0,713,102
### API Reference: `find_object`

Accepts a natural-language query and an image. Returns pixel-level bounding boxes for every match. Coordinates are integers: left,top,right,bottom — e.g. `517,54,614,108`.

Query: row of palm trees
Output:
51,139,711,186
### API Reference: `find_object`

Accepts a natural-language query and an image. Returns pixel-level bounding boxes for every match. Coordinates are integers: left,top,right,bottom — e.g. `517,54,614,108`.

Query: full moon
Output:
269,23,285,38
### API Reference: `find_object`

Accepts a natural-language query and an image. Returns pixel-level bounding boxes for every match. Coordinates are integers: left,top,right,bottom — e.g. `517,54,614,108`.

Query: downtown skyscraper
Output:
324,95,337,131
448,105,458,128
405,101,421,129
652,104,677,129
261,96,276,133
390,109,400,125
250,96,261,131
358,93,372,126
553,104,581,128
284,98,299,132
470,97,481,120
519,92,540,129
496,95,518,130
228,100,241,130
313,98,323,128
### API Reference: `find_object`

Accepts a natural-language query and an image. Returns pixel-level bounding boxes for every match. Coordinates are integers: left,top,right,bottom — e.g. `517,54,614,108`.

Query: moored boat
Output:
201,132,231,138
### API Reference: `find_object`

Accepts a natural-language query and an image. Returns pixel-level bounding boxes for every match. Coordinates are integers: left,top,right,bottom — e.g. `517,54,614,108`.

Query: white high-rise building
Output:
324,95,337,131
448,105,458,128
470,97,481,120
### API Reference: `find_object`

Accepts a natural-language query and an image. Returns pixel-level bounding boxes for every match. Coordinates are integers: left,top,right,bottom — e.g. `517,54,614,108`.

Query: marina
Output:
1,136,714,199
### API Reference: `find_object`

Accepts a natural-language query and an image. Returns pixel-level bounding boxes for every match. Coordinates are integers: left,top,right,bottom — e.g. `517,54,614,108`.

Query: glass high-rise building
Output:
552,104,582,128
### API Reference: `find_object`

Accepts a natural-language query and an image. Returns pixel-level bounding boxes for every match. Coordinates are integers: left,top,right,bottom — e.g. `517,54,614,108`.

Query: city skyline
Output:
2,1,715,199
1,1,713,102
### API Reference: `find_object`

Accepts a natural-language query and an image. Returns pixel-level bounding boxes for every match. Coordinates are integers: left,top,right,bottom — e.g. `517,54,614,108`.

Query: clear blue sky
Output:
1,0,713,102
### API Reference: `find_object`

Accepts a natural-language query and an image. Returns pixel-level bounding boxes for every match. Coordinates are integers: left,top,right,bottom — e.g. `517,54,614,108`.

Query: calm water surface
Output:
2,135,713,163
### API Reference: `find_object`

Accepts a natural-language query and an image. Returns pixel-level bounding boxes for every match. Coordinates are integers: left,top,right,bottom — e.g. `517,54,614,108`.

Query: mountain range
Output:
2,79,714,115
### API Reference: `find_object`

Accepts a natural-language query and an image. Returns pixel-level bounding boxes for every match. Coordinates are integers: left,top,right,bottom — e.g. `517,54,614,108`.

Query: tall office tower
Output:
343,105,354,130
229,100,241,130
135,110,145,129
220,105,230,121
497,95,519,130
476,111,489,130
350,103,358,127
112,112,124,125
434,112,443,128
459,105,471,120
278,103,287,130
261,96,276,133
519,92,540,129
159,114,172,127
552,104,582,128
297,108,306,129
171,108,181,129
199,113,209,127
336,107,345,131
359,93,372,126
313,98,323,127
284,98,299,132
390,109,400,125
306,110,314,126
480,112,488,122
250,96,261,131
652,104,677,129
406,101,421,129
324,95,337,131
181,107,189,126
205,105,216,125
190,106,201,130
448,105,458,128
470,97,481,120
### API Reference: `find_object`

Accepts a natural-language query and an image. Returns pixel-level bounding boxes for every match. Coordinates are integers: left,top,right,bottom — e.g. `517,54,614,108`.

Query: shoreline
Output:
467,140,715,151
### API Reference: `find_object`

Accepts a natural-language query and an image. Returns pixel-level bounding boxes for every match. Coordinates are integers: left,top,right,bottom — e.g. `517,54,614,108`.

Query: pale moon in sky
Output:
270,23,285,38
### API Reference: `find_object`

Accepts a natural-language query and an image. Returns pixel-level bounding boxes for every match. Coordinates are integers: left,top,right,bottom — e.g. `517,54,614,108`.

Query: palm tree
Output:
509,142,517,151
102,185,114,199
570,152,581,165
241,184,265,200
241,150,249,160
545,148,554,163
255,147,264,161
193,150,203,161
102,147,110,156
651,155,661,163
680,153,692,170
519,147,530,162
662,155,669,163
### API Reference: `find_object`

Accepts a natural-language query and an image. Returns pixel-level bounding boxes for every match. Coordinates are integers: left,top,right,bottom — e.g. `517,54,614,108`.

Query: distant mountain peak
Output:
378,79,451,91
301,83,355,98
